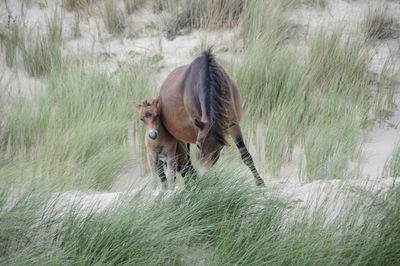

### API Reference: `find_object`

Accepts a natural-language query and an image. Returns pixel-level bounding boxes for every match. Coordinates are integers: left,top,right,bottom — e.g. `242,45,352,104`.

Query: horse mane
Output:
199,48,231,145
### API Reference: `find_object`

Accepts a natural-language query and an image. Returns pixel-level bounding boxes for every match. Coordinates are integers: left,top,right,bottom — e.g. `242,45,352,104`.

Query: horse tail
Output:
200,48,231,145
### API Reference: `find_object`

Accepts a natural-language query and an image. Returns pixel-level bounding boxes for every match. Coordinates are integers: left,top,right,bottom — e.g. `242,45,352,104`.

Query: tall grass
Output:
241,0,286,47
1,172,399,265
20,11,63,77
103,0,125,34
72,12,81,38
363,6,399,41
124,0,146,15
63,0,96,11
229,0,395,179
0,58,156,189
119,60,158,161
300,0,327,8
160,0,244,38
374,58,398,118
0,19,21,68
21,35,62,77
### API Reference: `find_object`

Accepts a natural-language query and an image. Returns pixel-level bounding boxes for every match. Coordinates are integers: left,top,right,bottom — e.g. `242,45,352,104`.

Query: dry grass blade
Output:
63,0,97,11
363,6,399,40
124,0,146,15
163,0,244,39
0,17,21,68
20,11,62,76
103,0,126,34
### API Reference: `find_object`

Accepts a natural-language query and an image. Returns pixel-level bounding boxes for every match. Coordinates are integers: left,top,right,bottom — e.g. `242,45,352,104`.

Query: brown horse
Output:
134,97,196,188
159,49,265,186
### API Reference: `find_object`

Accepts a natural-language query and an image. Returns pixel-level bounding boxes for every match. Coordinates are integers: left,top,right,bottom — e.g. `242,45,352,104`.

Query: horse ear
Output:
194,119,205,129
152,96,160,105
132,102,142,109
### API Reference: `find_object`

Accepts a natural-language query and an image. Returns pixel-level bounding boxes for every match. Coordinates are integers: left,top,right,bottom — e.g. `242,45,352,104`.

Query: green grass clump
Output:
72,12,81,39
241,0,287,47
374,58,398,117
124,0,146,15
0,20,21,68
103,0,125,34
161,0,244,38
363,6,399,40
299,30,369,180
0,58,155,189
1,173,400,265
20,12,63,77
229,0,394,179
62,0,96,11
299,0,327,8
0,186,52,259
21,34,62,77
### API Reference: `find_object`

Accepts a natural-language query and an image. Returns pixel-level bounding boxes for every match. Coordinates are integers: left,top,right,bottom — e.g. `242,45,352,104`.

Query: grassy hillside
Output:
1,172,399,265
0,0,399,264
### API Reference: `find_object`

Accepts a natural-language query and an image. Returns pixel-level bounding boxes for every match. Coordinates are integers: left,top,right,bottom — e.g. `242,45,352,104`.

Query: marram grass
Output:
230,0,395,179
0,58,156,189
1,172,399,265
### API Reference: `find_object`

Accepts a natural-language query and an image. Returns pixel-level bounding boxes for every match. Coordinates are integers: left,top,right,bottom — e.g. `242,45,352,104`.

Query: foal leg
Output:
166,159,176,189
147,153,158,189
148,152,167,189
229,124,265,186
156,159,168,189
166,144,177,189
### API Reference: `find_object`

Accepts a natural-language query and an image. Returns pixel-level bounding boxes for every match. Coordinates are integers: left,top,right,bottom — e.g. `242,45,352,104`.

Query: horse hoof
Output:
161,182,168,190
256,180,265,187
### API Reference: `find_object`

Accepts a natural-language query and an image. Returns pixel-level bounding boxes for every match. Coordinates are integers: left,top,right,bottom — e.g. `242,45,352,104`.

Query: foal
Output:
133,97,195,188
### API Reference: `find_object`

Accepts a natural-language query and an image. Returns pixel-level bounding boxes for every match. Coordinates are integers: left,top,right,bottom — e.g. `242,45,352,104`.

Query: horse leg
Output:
178,158,197,183
176,142,197,183
229,124,265,186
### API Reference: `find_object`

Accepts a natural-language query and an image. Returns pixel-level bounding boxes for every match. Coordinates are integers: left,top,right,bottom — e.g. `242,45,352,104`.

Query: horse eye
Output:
145,113,152,118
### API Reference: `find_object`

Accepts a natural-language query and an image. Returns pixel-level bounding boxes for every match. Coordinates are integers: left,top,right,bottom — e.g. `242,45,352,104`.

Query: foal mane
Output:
142,98,152,106
199,48,231,145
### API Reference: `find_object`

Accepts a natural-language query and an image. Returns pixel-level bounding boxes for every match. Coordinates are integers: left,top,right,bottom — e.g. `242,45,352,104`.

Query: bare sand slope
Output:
55,176,400,221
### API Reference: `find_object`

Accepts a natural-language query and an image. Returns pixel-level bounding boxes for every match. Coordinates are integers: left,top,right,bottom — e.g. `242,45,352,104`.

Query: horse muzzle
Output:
148,129,158,140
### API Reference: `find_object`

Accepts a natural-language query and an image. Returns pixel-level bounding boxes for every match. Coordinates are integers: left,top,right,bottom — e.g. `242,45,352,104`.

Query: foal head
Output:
133,97,161,140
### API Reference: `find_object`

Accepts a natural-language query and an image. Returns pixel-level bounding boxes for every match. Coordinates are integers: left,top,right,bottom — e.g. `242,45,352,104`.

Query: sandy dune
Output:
1,0,399,210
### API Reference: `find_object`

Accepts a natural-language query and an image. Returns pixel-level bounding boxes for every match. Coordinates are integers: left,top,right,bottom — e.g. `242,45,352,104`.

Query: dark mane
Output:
198,48,231,145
